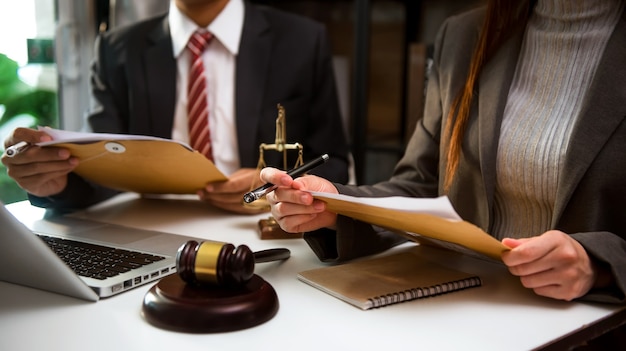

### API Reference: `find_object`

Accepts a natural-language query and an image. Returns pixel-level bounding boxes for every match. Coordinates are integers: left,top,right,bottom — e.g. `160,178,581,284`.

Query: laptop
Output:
0,201,198,301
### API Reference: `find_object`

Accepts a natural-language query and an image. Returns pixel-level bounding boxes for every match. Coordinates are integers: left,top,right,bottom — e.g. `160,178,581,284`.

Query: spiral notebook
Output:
298,247,481,310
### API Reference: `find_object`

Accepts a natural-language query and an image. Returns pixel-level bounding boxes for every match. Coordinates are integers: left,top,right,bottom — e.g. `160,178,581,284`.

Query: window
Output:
0,0,58,204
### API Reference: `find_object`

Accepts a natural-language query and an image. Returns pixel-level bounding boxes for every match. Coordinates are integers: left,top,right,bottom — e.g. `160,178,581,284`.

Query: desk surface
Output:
1,193,623,351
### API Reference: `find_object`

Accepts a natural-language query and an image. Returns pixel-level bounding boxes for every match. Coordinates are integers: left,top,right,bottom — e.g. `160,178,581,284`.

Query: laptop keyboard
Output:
38,235,166,280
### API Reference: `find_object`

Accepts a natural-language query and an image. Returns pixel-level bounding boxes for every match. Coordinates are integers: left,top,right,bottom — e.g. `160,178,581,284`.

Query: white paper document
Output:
36,127,193,150
309,192,462,221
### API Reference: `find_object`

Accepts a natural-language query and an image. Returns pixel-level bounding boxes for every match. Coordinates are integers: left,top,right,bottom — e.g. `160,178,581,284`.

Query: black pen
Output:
4,141,30,157
243,154,329,204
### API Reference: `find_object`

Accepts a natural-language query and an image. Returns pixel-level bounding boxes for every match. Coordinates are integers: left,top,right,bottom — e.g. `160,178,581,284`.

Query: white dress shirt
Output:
168,0,244,176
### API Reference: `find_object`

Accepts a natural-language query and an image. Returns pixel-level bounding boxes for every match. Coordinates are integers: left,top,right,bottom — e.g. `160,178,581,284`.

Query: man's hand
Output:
2,127,78,197
198,168,268,215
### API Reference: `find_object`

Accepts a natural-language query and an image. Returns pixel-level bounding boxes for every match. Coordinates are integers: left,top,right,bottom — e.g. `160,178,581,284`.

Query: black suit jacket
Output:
33,2,349,209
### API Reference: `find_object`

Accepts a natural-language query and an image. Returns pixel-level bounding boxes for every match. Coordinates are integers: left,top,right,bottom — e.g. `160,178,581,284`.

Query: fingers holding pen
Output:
3,127,58,150
259,167,294,189
3,127,59,163
6,145,76,166
260,167,320,206
268,191,330,233
261,167,338,233
2,127,79,197
4,148,78,196
3,135,77,171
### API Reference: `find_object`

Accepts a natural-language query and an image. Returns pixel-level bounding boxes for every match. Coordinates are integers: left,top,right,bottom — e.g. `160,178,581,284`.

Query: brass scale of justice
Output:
245,103,305,239
141,104,305,333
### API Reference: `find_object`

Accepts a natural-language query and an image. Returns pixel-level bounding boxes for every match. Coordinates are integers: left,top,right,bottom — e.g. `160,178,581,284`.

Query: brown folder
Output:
37,127,227,194
311,192,509,260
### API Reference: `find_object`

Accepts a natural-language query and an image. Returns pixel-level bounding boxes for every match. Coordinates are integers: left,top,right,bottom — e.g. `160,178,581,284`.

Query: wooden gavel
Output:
176,240,291,287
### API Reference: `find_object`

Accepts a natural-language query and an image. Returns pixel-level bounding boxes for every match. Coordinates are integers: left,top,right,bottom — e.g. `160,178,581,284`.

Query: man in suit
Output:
2,0,350,214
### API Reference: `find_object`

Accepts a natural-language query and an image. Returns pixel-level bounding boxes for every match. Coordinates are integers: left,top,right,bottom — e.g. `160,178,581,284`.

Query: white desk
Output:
1,193,624,351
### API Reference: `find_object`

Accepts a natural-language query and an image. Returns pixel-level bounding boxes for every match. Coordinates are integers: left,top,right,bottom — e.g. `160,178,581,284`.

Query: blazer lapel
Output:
553,14,626,226
476,28,524,230
144,16,177,138
235,3,272,166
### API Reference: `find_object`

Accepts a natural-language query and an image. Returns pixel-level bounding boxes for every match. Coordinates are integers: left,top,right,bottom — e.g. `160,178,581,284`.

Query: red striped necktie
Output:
187,29,214,161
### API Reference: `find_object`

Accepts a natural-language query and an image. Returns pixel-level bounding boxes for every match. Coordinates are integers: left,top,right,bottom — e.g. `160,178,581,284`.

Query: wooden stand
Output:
258,217,303,239
142,274,279,333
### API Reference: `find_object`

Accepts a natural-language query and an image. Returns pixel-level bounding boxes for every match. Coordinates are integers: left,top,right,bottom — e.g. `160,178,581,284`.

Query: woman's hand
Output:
260,167,338,233
501,230,597,301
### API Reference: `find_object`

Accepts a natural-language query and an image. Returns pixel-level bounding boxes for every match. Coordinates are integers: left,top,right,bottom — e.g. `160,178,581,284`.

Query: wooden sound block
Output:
142,274,279,333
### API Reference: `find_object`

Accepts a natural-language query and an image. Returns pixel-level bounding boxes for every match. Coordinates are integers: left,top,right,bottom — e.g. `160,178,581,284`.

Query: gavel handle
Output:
253,248,291,263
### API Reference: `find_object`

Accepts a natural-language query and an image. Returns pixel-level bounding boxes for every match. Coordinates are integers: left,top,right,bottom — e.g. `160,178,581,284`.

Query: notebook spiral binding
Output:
368,276,482,309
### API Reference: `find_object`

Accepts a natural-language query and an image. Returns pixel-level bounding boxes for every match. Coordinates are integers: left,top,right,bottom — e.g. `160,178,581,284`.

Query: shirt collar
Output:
169,0,244,58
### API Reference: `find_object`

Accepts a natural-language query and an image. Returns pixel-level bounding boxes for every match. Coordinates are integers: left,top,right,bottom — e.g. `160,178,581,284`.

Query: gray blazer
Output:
30,1,349,209
304,7,626,304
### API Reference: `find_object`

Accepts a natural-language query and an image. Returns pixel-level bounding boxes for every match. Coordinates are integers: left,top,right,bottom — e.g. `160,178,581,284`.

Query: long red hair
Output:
442,0,536,191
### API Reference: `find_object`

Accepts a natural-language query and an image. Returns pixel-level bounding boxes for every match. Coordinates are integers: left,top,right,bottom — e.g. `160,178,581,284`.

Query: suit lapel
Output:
476,29,524,230
235,3,272,166
553,14,626,226
144,17,176,138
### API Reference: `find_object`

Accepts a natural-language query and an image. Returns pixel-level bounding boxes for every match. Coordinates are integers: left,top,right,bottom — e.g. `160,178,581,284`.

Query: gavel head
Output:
176,240,255,287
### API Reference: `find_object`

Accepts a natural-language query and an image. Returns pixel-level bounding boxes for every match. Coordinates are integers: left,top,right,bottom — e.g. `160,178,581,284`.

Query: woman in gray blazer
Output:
261,0,626,305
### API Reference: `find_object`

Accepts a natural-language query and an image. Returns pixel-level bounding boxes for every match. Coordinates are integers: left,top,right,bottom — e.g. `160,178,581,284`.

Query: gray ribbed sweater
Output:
492,0,624,239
